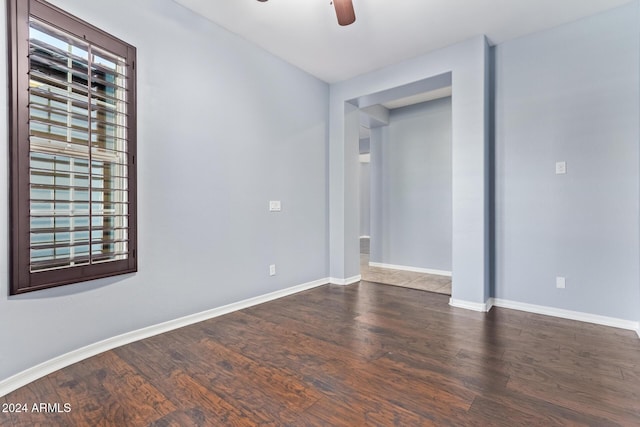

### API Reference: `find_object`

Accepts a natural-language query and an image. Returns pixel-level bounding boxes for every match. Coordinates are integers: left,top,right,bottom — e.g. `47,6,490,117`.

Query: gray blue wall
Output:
369,98,452,271
359,161,370,237
1,0,639,391
494,1,640,321
0,0,329,383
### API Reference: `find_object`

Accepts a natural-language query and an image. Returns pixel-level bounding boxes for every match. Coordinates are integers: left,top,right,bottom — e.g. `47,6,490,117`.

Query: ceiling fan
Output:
256,0,356,26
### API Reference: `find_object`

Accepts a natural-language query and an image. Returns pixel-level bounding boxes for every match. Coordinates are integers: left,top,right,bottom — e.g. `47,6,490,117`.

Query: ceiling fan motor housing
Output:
333,0,356,26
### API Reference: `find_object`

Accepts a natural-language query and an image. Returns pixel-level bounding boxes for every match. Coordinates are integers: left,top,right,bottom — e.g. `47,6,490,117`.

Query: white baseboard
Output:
329,275,361,286
0,277,329,398
449,298,491,312
369,262,451,277
490,298,640,333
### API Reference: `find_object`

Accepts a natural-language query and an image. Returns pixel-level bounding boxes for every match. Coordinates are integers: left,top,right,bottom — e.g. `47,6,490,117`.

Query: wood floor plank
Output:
620,365,640,382
142,331,292,425
1,376,73,426
503,346,626,382
112,340,260,426
466,395,588,427
507,374,640,424
159,326,313,425
195,337,323,412
375,348,510,396
297,393,448,426
44,349,176,426
0,394,15,426
207,312,477,422
2,283,640,425
245,303,390,360
506,357,640,408
147,407,209,427
49,358,118,426
477,388,619,426
530,346,637,384
167,373,259,426
353,309,513,360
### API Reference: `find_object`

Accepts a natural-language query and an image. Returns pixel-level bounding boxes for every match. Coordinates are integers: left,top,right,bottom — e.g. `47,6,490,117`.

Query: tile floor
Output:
359,238,452,296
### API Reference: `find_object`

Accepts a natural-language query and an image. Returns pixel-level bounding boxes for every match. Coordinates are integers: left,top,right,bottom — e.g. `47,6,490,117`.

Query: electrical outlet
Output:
269,264,276,276
555,161,567,175
556,276,566,289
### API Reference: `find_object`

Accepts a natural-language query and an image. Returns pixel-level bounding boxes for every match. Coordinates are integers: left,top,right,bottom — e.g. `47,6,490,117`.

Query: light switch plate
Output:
556,276,566,289
269,201,281,212
555,161,567,175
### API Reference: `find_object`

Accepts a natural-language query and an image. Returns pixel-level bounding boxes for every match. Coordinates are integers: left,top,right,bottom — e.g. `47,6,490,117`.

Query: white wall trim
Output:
329,275,361,286
489,298,640,333
359,235,371,239
369,262,451,277
0,278,329,398
449,298,491,312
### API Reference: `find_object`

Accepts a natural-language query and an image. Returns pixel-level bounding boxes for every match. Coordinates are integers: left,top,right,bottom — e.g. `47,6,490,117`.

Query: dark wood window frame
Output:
7,0,137,295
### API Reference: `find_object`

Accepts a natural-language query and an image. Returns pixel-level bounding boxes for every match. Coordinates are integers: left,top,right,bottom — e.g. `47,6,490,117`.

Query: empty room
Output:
1,0,639,425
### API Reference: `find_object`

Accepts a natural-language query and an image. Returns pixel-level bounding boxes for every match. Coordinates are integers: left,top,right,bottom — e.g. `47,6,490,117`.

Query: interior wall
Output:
494,1,640,321
330,36,490,305
359,160,370,237
359,136,371,238
369,98,452,271
0,0,329,383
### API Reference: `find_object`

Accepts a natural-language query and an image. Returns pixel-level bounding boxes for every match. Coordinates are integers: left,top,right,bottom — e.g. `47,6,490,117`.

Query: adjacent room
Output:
358,87,453,295
1,0,640,424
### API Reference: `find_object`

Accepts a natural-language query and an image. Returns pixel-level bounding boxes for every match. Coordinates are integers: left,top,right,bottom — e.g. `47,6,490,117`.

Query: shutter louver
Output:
28,19,131,273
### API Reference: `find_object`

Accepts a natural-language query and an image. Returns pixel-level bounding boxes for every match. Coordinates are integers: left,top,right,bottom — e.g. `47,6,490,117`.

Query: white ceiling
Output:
172,0,632,83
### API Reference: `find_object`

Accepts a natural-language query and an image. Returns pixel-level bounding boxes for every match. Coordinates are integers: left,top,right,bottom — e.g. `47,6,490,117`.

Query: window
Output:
7,0,137,294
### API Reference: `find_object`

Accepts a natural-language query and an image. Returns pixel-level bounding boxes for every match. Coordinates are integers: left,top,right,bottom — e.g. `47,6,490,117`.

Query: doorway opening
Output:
358,82,453,296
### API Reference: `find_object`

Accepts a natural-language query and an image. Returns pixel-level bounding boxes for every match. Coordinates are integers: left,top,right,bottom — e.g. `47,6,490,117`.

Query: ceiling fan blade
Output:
333,0,356,26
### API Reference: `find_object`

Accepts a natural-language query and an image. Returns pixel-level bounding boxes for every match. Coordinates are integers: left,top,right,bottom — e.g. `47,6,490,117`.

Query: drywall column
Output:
359,160,370,238
345,102,362,281
450,38,491,309
328,101,361,283
369,127,383,263
329,36,491,308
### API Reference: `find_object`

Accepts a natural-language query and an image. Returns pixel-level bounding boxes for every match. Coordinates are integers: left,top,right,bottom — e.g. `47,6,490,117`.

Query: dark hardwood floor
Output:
2,281,640,426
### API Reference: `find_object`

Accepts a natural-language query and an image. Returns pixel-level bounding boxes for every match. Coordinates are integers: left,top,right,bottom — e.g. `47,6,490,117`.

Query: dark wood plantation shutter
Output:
8,0,137,294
